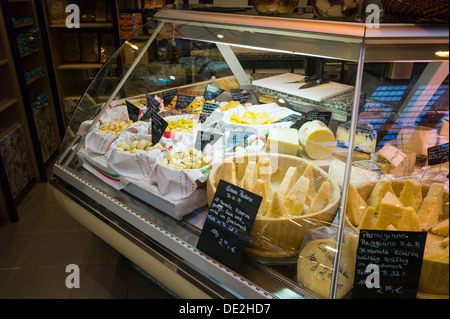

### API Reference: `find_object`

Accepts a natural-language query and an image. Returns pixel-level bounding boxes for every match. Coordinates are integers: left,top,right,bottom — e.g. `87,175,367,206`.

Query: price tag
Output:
194,130,222,151
427,143,449,166
274,113,302,124
352,230,427,299
203,84,224,101
225,130,254,152
162,89,178,107
150,110,168,145
200,102,220,116
140,93,161,122
175,95,196,109
231,92,250,104
197,180,262,271
126,100,140,122
306,111,332,126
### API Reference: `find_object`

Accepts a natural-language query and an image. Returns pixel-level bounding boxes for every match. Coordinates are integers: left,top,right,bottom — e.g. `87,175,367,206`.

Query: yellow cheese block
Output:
346,184,368,227
298,120,336,160
367,180,395,210
397,126,438,156
302,164,317,205
306,182,330,215
358,206,376,231
442,237,449,248
417,183,444,231
283,176,309,216
267,191,289,218
431,219,449,238
240,161,257,190
215,157,237,187
375,192,406,230
297,234,358,299
397,206,421,232
266,128,300,156
399,179,423,212
278,167,298,199
250,179,270,217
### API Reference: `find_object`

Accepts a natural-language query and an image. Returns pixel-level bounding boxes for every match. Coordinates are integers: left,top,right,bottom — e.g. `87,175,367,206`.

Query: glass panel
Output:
55,14,450,299
330,60,449,299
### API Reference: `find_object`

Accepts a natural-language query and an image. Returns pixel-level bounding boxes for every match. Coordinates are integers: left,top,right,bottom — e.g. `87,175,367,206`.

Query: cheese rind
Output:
266,128,300,156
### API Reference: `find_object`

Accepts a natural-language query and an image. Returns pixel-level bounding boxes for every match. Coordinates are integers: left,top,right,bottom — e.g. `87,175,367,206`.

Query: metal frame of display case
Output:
50,10,449,299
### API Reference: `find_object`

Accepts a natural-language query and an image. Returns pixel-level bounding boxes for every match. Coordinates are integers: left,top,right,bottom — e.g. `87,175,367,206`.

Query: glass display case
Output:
50,9,449,299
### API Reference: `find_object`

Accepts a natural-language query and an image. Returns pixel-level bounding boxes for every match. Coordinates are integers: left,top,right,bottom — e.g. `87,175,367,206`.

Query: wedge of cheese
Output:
278,167,298,199
306,181,330,215
251,179,271,217
328,159,380,187
346,184,368,227
431,219,449,238
397,206,421,232
399,179,423,212
256,157,273,196
266,128,300,156
375,192,407,230
417,183,444,231
377,144,416,177
367,180,395,210
358,206,377,230
397,126,438,156
215,157,237,187
283,176,309,216
302,164,317,205
336,121,377,154
267,191,289,218
240,161,257,190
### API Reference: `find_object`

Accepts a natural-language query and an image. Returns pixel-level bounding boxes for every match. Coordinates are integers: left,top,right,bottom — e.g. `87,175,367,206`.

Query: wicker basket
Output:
382,0,449,23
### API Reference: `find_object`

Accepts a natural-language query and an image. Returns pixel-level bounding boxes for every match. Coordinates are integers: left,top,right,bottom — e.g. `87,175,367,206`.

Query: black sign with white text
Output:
352,230,427,299
197,180,262,271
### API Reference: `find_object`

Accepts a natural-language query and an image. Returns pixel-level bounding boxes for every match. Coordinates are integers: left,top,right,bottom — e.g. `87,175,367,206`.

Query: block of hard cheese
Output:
265,128,299,156
397,126,438,156
377,144,416,177
336,121,377,154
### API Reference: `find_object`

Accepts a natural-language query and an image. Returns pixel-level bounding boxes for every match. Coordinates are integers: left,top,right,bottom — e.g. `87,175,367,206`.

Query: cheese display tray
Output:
207,153,341,258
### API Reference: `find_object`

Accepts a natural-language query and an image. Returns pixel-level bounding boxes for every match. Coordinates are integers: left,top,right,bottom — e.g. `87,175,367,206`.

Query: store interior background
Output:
0,0,448,298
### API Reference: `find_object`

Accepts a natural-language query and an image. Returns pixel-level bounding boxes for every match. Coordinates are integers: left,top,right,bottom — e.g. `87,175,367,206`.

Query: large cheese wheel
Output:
298,121,336,160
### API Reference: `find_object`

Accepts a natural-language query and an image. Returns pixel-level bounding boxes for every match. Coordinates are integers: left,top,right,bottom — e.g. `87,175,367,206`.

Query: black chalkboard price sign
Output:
306,111,332,126
352,230,427,299
197,180,262,271
150,110,168,145
427,143,449,166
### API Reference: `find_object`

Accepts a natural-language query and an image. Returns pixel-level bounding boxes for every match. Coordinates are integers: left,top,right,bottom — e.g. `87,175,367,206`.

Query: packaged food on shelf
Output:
16,28,40,56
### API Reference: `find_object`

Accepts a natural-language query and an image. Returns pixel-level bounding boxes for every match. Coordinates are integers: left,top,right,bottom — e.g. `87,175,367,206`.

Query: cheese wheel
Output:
298,121,336,160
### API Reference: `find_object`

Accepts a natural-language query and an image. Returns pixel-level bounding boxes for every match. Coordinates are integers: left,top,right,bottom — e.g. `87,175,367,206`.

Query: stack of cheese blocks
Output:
214,156,332,218
347,179,449,295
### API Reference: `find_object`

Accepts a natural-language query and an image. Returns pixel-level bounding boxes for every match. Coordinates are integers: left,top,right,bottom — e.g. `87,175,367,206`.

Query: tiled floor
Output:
0,180,177,299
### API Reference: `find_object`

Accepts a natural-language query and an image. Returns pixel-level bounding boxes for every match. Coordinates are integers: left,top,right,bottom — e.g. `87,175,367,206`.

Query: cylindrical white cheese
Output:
298,120,336,160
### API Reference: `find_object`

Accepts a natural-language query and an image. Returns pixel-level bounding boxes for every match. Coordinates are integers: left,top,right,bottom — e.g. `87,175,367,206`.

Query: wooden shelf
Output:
0,98,18,113
57,63,104,70
20,48,39,58
13,21,33,28
49,22,113,29
25,74,44,86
